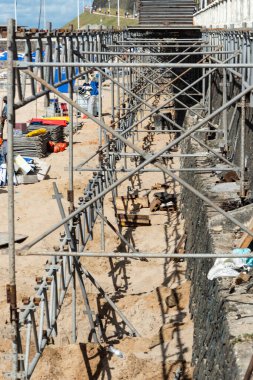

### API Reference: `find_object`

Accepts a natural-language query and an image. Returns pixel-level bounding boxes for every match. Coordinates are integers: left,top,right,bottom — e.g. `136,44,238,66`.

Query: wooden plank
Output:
240,232,253,249
118,214,150,221
239,218,253,248
117,213,151,227
119,220,151,227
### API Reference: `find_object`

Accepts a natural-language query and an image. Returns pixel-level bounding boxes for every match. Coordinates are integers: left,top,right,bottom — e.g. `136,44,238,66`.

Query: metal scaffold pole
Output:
68,81,74,212
7,18,19,380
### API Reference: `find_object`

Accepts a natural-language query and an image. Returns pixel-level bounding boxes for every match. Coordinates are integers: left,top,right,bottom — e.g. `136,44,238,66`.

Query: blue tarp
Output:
0,51,43,61
0,50,74,93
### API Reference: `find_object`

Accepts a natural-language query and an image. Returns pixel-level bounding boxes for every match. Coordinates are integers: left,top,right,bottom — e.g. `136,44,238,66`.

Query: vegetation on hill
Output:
65,8,138,29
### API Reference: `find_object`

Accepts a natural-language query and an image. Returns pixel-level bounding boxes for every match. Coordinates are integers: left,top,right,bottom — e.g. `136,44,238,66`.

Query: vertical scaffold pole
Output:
7,18,18,379
240,95,246,197
98,32,102,145
68,81,74,212
111,68,115,122
223,68,228,150
72,262,77,343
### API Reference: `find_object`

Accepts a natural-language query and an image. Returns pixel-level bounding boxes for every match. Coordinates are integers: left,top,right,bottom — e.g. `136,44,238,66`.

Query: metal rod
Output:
223,68,228,149
19,251,253,259
16,62,253,69
76,167,237,173
113,129,212,133
7,18,19,378
111,69,115,120
68,81,74,212
240,95,246,197
79,50,236,56
71,264,76,343
107,152,214,157
106,44,217,48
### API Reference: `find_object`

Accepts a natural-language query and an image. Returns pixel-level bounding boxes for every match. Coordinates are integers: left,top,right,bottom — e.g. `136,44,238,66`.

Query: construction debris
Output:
28,124,65,143
150,192,177,212
0,154,50,187
13,132,50,158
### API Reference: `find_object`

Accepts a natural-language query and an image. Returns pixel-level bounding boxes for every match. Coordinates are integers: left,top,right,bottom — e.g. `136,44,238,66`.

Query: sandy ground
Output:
0,79,193,379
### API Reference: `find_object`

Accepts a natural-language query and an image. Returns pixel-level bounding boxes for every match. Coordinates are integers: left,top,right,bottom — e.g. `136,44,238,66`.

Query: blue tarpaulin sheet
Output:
0,51,75,93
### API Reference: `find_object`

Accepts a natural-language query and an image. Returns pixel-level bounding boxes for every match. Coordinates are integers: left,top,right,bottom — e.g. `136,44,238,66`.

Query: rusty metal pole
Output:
7,18,18,379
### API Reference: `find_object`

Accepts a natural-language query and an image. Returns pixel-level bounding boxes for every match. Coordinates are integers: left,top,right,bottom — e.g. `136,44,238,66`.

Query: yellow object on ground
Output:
43,116,70,122
26,128,47,137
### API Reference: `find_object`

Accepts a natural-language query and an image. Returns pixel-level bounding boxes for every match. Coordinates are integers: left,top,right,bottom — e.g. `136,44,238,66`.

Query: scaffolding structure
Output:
3,18,253,379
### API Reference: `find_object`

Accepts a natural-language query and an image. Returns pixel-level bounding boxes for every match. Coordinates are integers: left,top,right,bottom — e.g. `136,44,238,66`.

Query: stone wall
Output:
181,111,253,379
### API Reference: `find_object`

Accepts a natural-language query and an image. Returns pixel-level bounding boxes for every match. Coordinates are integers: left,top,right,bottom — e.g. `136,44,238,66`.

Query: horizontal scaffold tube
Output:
15,62,253,68
18,251,253,259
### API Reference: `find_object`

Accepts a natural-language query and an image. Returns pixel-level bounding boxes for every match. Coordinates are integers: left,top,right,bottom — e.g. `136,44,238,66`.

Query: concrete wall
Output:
193,0,253,28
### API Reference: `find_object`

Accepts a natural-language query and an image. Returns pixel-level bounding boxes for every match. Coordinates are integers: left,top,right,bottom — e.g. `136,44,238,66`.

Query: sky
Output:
0,0,92,29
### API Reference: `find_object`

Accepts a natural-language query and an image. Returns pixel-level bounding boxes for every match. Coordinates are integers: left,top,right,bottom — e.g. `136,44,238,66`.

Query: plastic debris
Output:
208,248,253,280
232,248,253,267
0,163,7,186
107,346,124,358
14,155,33,175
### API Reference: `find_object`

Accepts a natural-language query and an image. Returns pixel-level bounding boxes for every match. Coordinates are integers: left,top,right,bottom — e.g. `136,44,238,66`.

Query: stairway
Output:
138,0,195,26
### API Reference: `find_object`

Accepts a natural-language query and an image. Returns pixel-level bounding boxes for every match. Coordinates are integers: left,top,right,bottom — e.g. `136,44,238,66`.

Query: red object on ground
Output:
82,115,88,119
0,138,3,146
29,118,68,127
48,141,55,152
57,142,67,151
48,141,68,153
53,145,60,153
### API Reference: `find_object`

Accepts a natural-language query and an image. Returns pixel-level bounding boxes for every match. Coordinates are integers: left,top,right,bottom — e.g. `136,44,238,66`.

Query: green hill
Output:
65,9,138,29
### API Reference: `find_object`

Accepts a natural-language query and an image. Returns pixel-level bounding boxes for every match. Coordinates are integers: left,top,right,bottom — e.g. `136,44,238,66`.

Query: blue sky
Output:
0,0,92,28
